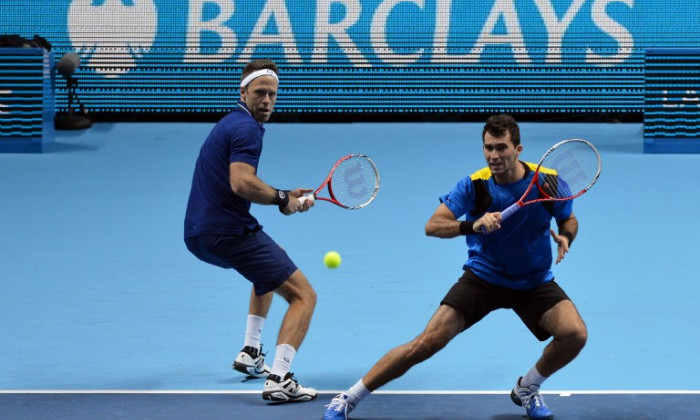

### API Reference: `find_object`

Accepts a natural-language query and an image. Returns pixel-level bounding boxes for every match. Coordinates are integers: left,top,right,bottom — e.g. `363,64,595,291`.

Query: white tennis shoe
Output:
232,345,270,378
262,372,317,403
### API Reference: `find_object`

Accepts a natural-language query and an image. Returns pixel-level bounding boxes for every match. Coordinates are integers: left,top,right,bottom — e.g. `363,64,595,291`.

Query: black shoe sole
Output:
262,391,318,403
510,389,522,406
233,361,268,378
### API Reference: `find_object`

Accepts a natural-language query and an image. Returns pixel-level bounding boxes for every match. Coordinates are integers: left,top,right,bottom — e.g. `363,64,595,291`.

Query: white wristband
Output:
240,69,279,87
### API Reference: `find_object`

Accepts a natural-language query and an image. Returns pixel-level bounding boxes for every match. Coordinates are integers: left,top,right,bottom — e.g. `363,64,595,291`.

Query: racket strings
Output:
330,156,379,208
539,141,601,199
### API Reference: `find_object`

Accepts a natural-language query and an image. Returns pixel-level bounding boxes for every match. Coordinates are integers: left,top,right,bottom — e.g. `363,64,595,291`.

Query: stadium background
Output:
2,0,698,121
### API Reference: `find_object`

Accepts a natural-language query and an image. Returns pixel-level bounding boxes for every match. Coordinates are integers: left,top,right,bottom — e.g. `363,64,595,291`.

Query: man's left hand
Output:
550,229,570,264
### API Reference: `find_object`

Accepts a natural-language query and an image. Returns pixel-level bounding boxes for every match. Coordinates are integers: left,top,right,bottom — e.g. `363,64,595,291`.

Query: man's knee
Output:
278,270,316,308
572,324,588,349
293,272,316,305
557,323,588,351
301,286,317,308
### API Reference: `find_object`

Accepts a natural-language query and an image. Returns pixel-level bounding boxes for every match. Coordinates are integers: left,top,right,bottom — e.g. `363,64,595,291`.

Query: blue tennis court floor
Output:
2,391,699,419
1,121,699,418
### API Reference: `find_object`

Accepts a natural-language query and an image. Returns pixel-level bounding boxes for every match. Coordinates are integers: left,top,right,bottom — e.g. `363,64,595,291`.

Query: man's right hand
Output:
281,189,314,215
475,212,502,234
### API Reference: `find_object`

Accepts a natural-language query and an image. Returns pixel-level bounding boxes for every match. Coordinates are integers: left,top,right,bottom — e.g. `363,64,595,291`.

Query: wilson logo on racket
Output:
298,154,380,210
343,160,371,199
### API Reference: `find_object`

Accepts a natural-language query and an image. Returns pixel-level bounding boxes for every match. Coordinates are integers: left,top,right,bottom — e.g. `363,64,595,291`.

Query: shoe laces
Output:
527,392,546,409
325,394,354,414
282,372,300,390
253,346,268,369
517,383,542,408
520,387,545,409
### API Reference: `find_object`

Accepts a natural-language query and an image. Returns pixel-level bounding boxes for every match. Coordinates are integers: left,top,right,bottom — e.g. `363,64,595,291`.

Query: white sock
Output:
520,366,548,388
345,379,371,404
270,344,296,378
243,315,265,350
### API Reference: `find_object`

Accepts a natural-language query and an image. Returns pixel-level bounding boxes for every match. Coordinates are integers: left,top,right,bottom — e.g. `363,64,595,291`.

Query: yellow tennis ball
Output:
324,251,341,269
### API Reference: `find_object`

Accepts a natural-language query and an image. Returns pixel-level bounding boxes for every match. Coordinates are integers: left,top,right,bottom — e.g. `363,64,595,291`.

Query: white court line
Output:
1,390,699,395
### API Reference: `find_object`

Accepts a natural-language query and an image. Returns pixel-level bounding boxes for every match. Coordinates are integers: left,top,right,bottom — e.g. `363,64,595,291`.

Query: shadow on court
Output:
1,392,698,420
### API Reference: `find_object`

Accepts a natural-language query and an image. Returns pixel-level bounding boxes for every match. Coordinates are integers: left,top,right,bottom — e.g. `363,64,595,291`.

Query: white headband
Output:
240,69,279,87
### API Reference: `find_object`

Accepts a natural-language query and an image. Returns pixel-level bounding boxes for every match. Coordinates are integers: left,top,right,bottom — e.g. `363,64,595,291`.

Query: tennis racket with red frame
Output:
499,138,602,221
298,154,380,209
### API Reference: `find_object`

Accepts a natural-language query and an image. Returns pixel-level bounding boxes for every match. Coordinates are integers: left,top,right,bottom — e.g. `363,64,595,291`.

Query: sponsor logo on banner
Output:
68,0,158,77
64,0,636,76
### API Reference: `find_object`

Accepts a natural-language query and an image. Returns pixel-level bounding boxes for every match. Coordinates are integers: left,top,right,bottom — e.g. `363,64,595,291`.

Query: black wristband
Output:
273,189,289,211
560,231,574,246
459,221,476,235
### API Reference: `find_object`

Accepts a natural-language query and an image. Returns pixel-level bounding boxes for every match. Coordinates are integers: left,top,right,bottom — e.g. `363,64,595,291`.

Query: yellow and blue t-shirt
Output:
440,162,573,291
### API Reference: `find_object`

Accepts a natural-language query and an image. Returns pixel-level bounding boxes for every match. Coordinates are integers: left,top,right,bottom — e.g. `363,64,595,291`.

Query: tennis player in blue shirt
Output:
185,59,317,403
323,114,588,420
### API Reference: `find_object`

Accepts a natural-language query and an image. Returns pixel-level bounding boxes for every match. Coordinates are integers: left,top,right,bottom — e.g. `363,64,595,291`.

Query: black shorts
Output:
441,270,570,341
185,230,298,296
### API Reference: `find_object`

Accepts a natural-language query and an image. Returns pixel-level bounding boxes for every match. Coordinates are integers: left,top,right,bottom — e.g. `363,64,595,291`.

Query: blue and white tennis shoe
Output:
322,393,356,419
510,377,554,420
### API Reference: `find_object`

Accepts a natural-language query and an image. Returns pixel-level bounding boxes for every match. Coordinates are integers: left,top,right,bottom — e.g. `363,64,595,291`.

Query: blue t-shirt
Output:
440,162,573,290
184,101,265,237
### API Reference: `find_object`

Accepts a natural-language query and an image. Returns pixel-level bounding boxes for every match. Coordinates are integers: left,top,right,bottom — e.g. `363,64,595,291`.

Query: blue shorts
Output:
185,230,298,296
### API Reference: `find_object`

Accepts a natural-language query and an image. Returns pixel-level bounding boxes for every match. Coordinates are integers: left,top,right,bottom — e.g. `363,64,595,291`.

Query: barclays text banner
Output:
2,0,699,115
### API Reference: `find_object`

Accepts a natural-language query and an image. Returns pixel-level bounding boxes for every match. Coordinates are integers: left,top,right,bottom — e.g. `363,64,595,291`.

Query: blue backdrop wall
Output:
1,0,699,116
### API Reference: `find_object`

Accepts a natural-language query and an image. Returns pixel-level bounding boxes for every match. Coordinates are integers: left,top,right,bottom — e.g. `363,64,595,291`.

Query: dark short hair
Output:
482,114,520,146
240,59,279,84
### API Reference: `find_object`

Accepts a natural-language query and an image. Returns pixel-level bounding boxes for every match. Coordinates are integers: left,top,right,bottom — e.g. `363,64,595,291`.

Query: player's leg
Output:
323,270,498,420
272,269,316,349
511,283,587,420
232,289,273,378
262,268,318,403
323,304,464,419
186,231,316,392
535,299,587,376
365,304,464,389
249,287,273,318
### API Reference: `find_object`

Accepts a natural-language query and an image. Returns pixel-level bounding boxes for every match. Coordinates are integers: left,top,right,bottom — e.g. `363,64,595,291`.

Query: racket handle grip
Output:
500,202,519,221
298,194,316,205
479,202,520,234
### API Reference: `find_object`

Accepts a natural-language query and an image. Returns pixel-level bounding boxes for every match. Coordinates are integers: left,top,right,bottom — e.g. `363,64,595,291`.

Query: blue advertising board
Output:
1,0,699,115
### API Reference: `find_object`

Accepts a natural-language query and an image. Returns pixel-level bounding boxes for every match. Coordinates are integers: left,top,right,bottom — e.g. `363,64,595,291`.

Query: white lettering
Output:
0,89,10,115
177,0,637,69
313,0,369,67
184,0,236,63
682,91,699,107
661,90,674,108
431,0,452,63
533,0,586,64
665,90,700,108
471,0,531,65
371,0,425,67
586,0,634,66
238,0,302,64
433,0,531,65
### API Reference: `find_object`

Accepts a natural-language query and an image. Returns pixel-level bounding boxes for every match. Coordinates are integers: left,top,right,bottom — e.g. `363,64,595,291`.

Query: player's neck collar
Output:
520,161,530,178
493,161,527,185
235,100,264,126
236,100,251,116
